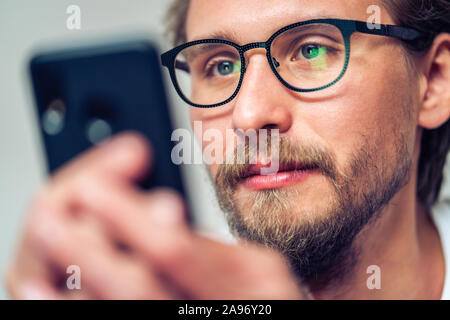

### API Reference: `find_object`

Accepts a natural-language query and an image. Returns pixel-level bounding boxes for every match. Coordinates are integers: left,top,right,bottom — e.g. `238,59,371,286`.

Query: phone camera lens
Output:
42,99,65,135
86,118,112,145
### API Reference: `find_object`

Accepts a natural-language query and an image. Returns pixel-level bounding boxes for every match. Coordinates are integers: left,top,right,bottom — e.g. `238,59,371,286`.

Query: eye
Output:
204,58,241,78
216,61,235,76
300,44,326,60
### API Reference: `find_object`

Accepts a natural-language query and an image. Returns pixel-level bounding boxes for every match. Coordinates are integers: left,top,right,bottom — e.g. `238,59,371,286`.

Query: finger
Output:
161,237,305,299
5,209,65,300
7,132,154,300
88,189,300,300
69,180,256,298
8,268,96,300
72,184,299,300
50,131,153,194
31,208,175,300
69,178,303,299
34,131,153,225
74,178,190,261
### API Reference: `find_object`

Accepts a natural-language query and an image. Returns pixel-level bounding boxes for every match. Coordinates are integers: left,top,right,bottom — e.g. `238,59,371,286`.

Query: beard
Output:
213,132,412,290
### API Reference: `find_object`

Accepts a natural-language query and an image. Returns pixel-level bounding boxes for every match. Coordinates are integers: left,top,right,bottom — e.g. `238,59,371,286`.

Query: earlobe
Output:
418,33,450,130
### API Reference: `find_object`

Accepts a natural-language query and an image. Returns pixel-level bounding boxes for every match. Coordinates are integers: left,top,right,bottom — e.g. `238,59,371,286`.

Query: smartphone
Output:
29,37,187,215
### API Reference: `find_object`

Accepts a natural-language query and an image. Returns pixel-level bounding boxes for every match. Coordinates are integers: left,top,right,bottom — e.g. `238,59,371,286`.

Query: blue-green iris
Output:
302,44,326,59
217,61,238,75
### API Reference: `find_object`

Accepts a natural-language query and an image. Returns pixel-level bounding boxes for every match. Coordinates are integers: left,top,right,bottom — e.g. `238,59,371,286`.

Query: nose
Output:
231,52,293,134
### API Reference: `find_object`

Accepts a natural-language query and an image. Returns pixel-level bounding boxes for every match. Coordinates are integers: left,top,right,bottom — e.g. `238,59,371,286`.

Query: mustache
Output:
215,136,339,190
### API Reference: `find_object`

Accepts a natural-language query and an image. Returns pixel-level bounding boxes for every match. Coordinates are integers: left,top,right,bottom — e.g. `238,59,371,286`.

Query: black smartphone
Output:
29,37,187,211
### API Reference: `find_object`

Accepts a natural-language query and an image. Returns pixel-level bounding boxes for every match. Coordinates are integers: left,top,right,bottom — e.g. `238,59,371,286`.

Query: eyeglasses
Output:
161,18,427,108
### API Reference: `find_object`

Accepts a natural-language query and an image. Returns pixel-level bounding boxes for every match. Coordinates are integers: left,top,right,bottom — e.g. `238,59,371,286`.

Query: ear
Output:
418,33,450,130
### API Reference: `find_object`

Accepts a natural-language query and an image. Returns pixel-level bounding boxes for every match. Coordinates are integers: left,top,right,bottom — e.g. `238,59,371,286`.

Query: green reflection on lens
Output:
310,46,328,71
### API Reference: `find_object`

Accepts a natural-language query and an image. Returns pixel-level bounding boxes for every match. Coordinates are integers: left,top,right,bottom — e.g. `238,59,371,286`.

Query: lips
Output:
240,161,319,190
242,161,318,179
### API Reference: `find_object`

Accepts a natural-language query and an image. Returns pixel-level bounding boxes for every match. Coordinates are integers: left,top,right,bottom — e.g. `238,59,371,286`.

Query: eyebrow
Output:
181,43,240,67
191,30,242,43
279,23,341,38
190,14,339,43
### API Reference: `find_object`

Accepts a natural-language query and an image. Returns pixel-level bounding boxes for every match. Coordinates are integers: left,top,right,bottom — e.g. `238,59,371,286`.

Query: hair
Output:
165,0,450,209
165,0,189,47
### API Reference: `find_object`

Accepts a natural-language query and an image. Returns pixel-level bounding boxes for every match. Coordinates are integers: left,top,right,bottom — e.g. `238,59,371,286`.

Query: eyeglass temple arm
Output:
174,60,189,73
354,21,428,41
161,53,190,73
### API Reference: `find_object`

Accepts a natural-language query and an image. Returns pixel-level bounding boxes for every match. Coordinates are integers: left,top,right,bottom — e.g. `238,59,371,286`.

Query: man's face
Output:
186,0,420,283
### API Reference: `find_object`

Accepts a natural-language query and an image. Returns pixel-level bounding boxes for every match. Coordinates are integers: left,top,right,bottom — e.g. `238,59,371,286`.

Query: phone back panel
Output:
30,39,185,196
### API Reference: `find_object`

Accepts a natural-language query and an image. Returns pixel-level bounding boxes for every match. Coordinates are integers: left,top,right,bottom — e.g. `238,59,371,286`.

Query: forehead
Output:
186,0,392,43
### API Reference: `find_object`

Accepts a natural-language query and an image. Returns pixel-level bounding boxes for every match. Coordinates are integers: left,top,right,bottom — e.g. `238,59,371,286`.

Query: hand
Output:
5,133,310,300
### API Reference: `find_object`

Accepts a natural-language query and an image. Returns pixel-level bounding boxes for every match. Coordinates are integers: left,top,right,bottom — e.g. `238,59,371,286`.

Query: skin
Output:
5,0,450,299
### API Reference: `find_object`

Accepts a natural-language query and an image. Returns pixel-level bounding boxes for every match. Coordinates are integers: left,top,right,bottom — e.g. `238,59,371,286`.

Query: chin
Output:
233,182,338,223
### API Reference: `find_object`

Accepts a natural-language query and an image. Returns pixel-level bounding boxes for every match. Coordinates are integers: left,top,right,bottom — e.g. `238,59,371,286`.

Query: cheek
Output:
190,109,232,176
300,55,414,171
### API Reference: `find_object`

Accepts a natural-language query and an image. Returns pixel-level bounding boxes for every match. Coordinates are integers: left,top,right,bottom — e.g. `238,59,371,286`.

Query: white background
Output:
0,0,449,300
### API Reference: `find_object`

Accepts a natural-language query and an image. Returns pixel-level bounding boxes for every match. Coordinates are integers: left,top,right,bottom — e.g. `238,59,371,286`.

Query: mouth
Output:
240,161,320,191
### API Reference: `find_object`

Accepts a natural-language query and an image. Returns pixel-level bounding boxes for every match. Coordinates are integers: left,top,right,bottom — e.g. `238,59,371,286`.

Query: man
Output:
5,0,450,299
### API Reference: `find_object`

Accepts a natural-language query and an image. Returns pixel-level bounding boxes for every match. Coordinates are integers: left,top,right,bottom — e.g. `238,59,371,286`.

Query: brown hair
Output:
165,0,450,209
165,0,189,46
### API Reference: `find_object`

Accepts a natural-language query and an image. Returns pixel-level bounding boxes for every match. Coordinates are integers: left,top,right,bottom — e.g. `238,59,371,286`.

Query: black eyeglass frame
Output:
161,18,428,108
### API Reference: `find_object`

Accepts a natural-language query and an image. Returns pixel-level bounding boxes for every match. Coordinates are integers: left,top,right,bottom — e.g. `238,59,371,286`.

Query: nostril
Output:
263,124,279,130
